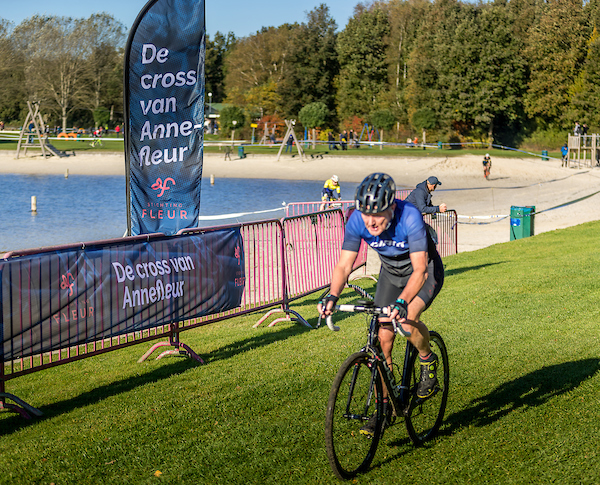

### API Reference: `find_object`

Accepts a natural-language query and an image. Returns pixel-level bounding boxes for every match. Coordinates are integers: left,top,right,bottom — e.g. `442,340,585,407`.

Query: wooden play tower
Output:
567,134,600,168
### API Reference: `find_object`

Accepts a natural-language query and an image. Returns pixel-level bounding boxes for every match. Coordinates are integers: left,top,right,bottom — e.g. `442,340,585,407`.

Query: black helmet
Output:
355,173,396,214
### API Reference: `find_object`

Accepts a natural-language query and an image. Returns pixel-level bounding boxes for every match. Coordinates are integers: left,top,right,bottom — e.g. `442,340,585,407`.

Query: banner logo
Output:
151,177,176,197
60,272,75,296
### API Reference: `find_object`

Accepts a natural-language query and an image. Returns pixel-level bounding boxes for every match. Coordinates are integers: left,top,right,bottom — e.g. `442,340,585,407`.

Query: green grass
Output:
0,136,551,160
2,221,600,484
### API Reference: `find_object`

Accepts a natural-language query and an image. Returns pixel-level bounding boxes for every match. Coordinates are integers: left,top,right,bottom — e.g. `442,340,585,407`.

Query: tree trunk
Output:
312,128,316,149
62,106,68,134
380,129,383,150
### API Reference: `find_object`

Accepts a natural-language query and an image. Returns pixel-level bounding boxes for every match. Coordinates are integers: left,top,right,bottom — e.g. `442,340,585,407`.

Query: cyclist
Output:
320,175,341,210
318,172,444,436
483,153,492,179
90,128,103,148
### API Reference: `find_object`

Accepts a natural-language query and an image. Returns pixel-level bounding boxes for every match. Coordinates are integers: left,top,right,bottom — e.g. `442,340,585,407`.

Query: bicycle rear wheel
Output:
405,331,449,445
325,352,384,480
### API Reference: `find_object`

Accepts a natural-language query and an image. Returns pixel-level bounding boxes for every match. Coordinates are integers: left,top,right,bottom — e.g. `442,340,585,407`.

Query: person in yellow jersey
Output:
320,175,341,210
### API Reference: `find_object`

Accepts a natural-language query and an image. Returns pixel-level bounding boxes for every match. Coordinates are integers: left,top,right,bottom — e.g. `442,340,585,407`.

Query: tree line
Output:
2,0,599,148
0,13,126,133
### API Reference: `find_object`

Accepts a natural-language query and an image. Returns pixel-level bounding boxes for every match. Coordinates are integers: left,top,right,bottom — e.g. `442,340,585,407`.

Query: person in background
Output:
320,175,341,210
340,131,348,151
561,144,568,167
328,131,338,150
405,176,447,215
285,133,294,153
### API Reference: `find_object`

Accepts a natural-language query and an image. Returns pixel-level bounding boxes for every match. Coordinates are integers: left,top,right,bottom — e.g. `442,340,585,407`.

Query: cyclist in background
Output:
320,175,341,210
483,153,492,179
90,127,103,148
318,173,444,436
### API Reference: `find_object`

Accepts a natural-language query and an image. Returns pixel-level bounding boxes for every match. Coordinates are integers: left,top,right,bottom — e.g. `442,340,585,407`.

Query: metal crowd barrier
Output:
1,211,352,418
286,190,457,258
424,211,458,258
284,190,411,219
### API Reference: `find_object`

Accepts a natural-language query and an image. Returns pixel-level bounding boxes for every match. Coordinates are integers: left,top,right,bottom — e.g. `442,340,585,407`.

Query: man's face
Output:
427,182,437,192
360,204,395,236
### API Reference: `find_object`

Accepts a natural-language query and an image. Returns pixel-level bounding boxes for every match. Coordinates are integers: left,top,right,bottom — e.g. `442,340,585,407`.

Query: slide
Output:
45,141,71,158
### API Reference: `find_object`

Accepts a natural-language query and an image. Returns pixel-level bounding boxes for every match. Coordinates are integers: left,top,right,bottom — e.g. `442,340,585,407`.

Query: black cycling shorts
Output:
374,252,444,311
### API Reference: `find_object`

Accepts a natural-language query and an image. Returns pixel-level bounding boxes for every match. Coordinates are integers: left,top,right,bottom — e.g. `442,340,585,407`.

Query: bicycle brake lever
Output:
392,320,411,337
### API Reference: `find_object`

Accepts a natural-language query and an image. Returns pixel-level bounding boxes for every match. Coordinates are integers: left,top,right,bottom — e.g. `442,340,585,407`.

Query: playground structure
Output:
259,121,277,145
276,119,306,161
358,123,380,146
15,101,71,159
566,134,600,168
16,101,49,159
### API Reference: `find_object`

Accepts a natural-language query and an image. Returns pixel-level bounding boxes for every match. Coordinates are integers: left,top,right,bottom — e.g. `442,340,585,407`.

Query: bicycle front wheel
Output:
325,352,384,480
405,331,449,445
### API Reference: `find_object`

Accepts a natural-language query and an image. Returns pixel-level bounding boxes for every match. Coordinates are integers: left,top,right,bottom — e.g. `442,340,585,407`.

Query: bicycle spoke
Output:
405,331,449,445
325,352,383,480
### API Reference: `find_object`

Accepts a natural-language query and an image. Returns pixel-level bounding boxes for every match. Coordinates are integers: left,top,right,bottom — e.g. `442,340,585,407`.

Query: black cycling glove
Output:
320,294,339,311
393,298,408,319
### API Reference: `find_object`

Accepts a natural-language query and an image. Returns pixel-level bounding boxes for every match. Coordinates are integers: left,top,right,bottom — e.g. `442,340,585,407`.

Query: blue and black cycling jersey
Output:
342,199,436,276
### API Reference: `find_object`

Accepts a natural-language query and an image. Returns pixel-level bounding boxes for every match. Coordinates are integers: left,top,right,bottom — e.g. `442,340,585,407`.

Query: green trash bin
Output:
238,146,246,159
542,150,548,161
510,206,535,240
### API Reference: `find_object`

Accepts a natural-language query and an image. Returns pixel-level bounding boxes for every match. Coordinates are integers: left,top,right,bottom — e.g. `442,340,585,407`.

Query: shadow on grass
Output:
445,262,507,277
201,323,311,363
0,325,308,436
0,357,199,436
441,358,600,435
372,359,600,471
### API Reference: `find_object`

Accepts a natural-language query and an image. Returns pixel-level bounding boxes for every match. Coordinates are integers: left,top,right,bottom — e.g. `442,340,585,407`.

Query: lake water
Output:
1,175,360,252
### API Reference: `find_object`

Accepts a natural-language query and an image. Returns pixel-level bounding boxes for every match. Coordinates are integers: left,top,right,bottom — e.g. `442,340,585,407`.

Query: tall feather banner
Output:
124,0,205,235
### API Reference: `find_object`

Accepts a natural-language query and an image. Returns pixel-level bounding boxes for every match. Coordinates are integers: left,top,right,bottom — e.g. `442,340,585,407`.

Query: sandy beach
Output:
3,149,600,260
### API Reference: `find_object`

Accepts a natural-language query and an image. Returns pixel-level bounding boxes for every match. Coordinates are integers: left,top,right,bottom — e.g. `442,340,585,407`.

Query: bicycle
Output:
90,136,103,148
321,290,449,480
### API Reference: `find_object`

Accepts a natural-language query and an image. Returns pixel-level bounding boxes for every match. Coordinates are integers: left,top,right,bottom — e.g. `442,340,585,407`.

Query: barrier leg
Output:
0,393,43,419
138,324,204,364
254,305,312,329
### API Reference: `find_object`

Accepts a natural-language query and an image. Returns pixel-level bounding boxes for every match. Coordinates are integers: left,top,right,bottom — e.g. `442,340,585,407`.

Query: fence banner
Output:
124,0,205,235
1,229,244,360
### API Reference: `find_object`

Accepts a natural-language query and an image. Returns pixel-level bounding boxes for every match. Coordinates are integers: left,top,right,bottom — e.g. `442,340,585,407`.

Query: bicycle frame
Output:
361,313,416,418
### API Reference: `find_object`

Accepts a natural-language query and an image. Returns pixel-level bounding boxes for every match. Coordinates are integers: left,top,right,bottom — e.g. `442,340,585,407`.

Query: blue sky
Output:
1,0,357,38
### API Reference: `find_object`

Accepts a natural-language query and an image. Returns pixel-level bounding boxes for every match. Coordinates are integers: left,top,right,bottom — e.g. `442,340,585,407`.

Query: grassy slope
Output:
1,221,599,484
